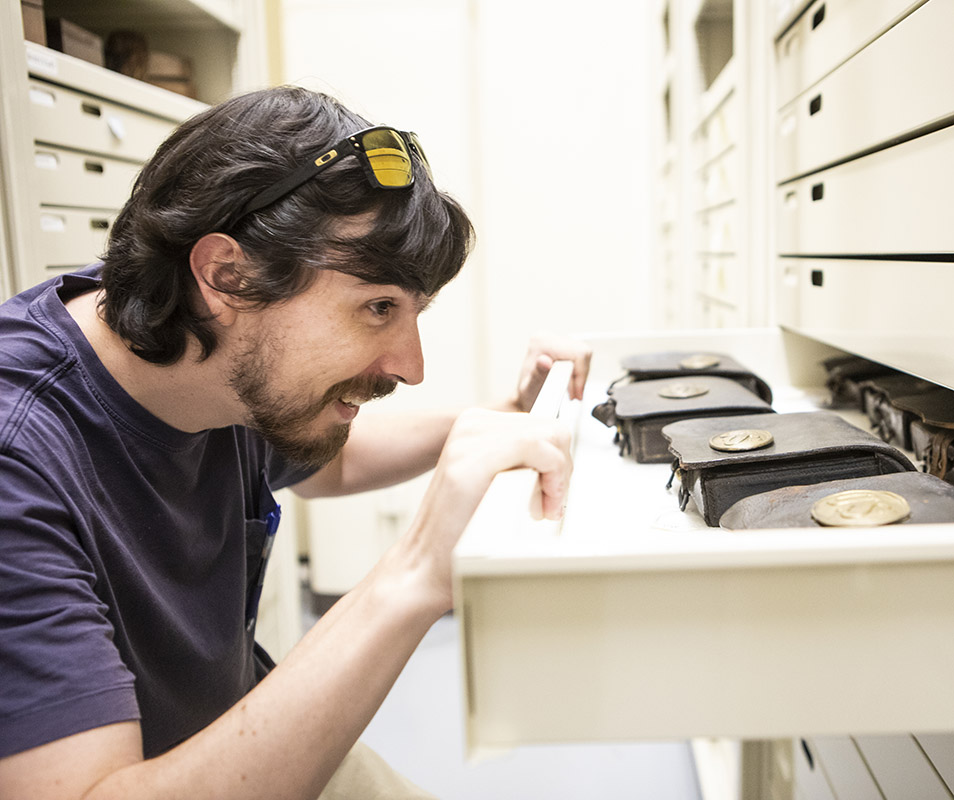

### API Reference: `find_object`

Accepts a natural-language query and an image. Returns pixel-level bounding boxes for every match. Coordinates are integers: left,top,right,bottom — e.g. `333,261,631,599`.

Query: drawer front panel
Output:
775,0,921,108
811,738,882,799
777,124,954,255
793,739,836,800
778,256,954,385
697,202,738,254
697,147,738,210
777,0,954,181
699,254,743,307
34,146,140,209
696,90,738,164
853,735,952,799
28,79,176,162
37,207,115,272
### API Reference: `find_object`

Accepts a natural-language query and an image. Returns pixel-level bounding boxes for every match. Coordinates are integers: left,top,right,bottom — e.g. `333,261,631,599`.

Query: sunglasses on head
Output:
238,126,430,219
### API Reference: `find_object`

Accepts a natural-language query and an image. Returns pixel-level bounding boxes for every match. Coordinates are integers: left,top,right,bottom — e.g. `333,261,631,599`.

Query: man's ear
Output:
189,233,246,326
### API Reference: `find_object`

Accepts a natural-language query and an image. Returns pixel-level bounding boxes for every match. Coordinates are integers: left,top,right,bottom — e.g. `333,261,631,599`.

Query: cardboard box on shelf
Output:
45,17,104,66
20,1,46,46
146,51,196,99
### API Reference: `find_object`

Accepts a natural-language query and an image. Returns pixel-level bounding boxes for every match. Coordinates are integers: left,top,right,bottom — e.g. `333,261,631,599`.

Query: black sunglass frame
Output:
237,126,427,219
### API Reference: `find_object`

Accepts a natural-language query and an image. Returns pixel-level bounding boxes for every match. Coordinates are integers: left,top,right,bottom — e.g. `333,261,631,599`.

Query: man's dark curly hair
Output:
99,86,475,365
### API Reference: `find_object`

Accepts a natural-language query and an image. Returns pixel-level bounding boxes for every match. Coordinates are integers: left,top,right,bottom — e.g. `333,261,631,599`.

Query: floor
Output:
310,596,702,800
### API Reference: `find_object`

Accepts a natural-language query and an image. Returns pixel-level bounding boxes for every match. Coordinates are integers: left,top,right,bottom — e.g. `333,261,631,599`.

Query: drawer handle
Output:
801,739,816,769
811,183,824,201
812,3,825,29
81,102,102,117
90,218,110,230
811,269,824,287
84,161,105,174
809,94,822,116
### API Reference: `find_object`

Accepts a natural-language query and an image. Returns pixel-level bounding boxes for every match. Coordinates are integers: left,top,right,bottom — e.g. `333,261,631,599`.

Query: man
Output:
0,86,589,798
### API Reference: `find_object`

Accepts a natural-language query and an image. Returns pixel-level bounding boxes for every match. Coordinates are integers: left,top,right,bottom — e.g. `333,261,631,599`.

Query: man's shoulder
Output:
0,268,100,453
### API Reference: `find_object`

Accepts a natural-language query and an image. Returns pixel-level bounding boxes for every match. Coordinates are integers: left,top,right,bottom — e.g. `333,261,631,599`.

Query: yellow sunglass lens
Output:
361,129,412,187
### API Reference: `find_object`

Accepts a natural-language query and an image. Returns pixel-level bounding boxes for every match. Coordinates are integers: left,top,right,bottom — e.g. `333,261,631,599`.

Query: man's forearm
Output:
292,408,461,498
89,552,443,800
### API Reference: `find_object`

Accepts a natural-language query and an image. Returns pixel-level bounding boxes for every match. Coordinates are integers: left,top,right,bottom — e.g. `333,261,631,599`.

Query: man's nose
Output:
379,323,424,386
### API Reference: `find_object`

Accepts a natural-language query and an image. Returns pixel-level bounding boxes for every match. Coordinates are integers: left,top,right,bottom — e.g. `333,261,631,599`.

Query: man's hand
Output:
401,408,573,611
509,332,593,412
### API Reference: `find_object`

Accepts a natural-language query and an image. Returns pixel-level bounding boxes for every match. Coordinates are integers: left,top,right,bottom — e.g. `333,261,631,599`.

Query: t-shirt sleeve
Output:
0,454,140,759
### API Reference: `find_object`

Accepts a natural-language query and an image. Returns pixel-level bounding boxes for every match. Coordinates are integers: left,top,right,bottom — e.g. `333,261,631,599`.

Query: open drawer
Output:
453,328,954,756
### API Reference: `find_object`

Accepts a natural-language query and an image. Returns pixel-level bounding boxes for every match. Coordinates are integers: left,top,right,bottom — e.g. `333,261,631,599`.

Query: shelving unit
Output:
1,0,267,296
649,0,771,332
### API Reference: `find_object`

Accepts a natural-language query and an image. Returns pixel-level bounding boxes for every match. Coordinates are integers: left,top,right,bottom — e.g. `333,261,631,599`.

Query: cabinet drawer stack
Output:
772,1,954,796
24,43,203,285
774,0,954,384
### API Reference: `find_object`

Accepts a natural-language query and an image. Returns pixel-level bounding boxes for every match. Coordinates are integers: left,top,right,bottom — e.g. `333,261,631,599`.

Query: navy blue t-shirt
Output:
0,266,314,759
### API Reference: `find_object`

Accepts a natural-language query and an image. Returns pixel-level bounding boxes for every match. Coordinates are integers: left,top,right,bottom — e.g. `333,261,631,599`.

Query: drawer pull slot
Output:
801,739,816,769
81,102,102,117
811,183,824,201
811,269,824,287
90,219,110,230
809,94,822,116
812,4,826,29
84,161,104,174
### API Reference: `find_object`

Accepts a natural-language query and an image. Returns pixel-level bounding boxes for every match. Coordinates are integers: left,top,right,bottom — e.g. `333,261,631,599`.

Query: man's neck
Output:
65,289,244,433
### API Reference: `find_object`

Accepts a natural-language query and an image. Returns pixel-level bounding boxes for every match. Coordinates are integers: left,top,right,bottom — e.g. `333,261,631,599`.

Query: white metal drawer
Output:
777,124,954,255
28,78,176,162
853,735,952,799
794,740,836,800
454,329,954,754
697,202,738,254
36,207,114,272
777,256,954,387
915,733,954,789
696,90,738,165
34,146,140,210
776,0,954,181
810,738,882,799
699,253,743,307
775,0,922,109
697,147,738,210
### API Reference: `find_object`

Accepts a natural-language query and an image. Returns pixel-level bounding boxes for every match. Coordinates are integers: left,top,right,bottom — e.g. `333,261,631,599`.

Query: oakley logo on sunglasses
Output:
238,126,429,219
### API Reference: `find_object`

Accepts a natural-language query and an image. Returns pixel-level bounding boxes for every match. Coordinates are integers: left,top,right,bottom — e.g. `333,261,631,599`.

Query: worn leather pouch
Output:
591,376,774,463
823,355,895,409
618,350,773,403
892,387,954,479
859,373,938,449
662,410,916,526
720,472,954,530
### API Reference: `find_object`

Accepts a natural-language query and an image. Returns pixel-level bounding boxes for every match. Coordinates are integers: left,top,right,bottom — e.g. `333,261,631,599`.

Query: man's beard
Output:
228,334,397,470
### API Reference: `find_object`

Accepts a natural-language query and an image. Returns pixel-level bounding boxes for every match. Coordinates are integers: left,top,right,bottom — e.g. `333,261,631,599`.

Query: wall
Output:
280,0,654,591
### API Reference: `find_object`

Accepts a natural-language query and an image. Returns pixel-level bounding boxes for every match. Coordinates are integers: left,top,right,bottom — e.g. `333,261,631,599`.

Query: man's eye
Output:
369,300,395,318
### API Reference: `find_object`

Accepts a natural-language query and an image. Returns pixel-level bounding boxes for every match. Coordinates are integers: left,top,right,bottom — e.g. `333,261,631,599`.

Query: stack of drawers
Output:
772,1,954,796
774,0,954,362
25,43,203,285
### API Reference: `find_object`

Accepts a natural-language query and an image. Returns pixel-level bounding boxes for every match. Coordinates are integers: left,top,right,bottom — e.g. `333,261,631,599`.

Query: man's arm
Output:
292,333,592,498
0,410,572,800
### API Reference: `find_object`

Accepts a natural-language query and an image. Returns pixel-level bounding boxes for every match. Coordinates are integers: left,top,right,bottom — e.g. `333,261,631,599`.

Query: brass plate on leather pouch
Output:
811,489,911,527
657,383,710,399
708,429,775,452
679,354,721,370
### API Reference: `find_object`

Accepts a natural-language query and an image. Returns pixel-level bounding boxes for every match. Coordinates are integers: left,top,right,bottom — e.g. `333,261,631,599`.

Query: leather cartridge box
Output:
662,410,916,526
591,376,774,464
619,350,773,404
720,471,954,530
